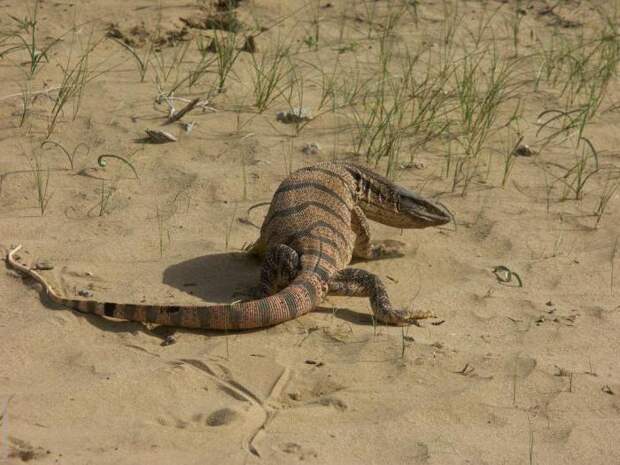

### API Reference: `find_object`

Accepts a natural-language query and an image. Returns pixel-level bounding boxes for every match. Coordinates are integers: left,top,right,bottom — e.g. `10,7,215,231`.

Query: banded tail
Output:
7,245,323,330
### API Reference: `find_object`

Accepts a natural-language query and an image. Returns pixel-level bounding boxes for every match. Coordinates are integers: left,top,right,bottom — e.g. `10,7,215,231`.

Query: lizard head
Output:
348,165,452,229
391,186,452,228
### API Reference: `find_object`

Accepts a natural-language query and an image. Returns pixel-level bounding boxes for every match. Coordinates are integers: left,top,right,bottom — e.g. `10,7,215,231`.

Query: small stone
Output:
513,144,536,157
161,334,177,346
399,161,425,170
145,129,177,143
602,385,615,395
34,260,54,271
301,142,320,155
78,289,94,298
276,107,312,124
182,121,197,133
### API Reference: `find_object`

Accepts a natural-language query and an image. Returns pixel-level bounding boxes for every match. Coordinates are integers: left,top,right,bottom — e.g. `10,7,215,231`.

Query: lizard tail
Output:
7,245,324,330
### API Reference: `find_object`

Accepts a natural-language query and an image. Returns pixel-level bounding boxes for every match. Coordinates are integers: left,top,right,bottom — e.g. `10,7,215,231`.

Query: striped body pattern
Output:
258,164,359,287
7,162,451,330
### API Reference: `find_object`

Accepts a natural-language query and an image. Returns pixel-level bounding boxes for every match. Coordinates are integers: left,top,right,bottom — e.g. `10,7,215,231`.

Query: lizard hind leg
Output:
328,268,414,326
258,244,300,297
351,207,406,260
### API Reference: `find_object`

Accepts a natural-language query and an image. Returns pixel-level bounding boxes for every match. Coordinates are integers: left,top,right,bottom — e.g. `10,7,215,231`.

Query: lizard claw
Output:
375,307,436,326
375,308,415,326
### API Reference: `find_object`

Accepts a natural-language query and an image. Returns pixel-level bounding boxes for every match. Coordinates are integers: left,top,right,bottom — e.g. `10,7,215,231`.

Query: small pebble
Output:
182,121,197,133
513,144,536,157
602,385,615,395
302,143,320,155
34,260,54,271
145,129,177,143
276,107,312,124
78,289,94,298
399,161,425,170
161,334,177,346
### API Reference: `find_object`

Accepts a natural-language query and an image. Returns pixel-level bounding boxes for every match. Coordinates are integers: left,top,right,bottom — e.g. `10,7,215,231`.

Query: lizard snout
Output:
398,188,452,228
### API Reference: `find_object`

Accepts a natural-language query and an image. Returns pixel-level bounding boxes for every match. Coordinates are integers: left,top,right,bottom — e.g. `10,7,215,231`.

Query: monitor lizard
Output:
7,161,451,330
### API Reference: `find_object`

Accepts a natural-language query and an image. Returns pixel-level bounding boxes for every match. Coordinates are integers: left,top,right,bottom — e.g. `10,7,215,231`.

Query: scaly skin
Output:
6,162,451,330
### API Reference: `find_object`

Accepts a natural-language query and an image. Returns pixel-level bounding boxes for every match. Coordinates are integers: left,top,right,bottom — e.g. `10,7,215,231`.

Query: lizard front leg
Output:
351,206,405,260
328,268,414,326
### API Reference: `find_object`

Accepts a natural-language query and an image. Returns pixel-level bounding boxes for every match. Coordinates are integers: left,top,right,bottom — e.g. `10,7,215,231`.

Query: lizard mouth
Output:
398,188,453,227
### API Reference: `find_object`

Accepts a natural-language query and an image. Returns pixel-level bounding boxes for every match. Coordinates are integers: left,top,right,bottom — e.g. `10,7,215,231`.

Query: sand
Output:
1,0,619,463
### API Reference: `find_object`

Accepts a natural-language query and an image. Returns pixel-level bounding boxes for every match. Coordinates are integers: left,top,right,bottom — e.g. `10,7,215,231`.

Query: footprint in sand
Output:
8,437,49,462
505,354,537,380
157,408,242,430
280,442,318,460
179,358,291,457
287,375,348,411
205,408,240,427
312,396,348,411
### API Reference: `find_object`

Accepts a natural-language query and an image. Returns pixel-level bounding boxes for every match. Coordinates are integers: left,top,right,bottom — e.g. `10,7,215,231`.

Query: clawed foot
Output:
375,307,435,326
375,308,415,326
370,240,406,259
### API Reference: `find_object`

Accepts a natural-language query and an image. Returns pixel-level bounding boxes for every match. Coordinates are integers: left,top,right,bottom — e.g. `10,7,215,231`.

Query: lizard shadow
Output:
313,307,375,326
162,251,261,303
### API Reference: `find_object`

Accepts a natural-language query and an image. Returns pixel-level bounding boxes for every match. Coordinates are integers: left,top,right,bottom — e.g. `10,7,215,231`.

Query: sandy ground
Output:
1,0,620,464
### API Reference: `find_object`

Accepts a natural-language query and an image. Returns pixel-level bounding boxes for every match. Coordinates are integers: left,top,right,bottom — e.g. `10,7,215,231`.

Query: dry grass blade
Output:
40,140,89,170
166,97,200,124
47,33,101,137
28,152,52,216
493,266,523,287
108,36,152,82
97,154,140,180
